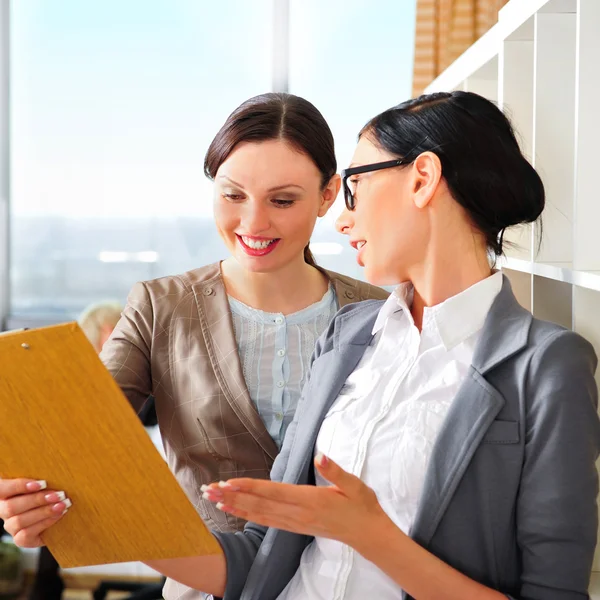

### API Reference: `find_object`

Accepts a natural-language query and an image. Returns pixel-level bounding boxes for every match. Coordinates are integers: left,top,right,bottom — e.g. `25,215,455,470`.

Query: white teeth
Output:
241,236,276,250
357,241,366,250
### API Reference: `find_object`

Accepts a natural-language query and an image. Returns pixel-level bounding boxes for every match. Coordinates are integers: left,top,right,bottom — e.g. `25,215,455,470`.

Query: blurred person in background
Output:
78,301,123,353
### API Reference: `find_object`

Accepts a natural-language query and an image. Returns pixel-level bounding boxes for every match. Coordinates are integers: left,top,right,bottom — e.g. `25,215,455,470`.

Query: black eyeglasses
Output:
341,158,406,211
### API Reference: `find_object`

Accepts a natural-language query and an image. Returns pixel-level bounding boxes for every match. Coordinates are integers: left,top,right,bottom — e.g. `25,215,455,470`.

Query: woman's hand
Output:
201,453,393,553
0,478,72,547
203,455,506,600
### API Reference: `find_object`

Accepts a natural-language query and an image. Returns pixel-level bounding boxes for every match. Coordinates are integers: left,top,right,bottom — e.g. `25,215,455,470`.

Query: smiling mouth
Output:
236,234,281,256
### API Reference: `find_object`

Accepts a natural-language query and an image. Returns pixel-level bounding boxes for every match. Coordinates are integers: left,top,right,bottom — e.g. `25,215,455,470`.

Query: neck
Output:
408,238,492,331
220,256,330,314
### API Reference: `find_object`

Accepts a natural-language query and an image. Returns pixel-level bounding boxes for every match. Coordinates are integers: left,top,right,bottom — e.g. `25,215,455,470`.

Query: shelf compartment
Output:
463,56,498,101
573,0,600,271
532,275,572,329
502,268,532,311
532,12,576,263
499,23,534,262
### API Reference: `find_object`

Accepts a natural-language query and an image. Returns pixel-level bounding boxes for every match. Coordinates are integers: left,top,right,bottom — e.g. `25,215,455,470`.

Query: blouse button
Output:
275,316,284,325
277,349,286,357
276,380,285,388
275,413,283,421
203,287,213,296
344,290,355,299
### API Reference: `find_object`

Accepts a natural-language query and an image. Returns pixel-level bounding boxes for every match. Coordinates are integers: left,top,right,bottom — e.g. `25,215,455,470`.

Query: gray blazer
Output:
214,276,600,600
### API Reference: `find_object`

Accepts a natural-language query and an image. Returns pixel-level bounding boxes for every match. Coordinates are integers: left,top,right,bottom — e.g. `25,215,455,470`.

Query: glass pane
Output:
11,0,272,320
290,0,417,280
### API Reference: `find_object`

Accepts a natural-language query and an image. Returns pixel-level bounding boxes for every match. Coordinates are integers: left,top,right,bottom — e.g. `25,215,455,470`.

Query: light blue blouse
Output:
228,286,339,449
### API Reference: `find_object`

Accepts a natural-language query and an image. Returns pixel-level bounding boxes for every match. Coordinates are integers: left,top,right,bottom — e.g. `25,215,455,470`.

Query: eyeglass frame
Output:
341,158,407,211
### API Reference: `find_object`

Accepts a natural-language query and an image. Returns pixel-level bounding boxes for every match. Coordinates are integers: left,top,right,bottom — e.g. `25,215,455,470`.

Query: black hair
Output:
361,91,545,256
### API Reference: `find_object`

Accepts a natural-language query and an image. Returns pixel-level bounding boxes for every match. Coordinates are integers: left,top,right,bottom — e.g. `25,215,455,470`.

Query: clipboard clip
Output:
0,327,31,348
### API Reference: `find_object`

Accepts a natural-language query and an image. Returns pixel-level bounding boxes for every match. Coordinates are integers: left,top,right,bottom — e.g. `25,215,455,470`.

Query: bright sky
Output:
11,0,416,219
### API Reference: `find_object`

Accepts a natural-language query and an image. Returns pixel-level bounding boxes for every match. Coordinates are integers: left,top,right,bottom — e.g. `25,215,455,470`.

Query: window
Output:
10,0,272,320
289,0,416,280
9,0,416,323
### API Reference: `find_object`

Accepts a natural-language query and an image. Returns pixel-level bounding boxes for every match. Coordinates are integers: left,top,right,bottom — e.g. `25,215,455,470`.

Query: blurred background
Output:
8,0,418,326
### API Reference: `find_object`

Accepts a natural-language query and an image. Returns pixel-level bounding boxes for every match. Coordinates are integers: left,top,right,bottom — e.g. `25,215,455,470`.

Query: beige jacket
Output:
100,263,388,599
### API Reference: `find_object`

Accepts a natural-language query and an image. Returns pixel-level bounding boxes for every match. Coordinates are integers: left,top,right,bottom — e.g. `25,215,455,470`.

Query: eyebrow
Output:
217,176,305,192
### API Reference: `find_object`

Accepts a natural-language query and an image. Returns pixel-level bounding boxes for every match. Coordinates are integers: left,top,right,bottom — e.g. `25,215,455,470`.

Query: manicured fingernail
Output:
200,484,209,493
53,498,72,513
202,490,223,501
315,452,328,467
45,491,66,503
216,502,225,511
27,480,47,492
218,481,240,491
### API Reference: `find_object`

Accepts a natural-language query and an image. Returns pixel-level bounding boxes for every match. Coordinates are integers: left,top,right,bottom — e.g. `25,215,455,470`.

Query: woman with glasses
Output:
3,91,599,600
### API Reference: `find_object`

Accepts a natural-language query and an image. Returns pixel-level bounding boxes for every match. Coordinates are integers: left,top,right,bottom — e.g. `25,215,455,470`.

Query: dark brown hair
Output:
204,93,337,267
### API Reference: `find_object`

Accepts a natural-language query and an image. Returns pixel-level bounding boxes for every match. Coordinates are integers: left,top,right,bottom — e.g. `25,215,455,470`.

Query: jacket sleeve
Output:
512,329,600,600
99,281,154,413
212,314,337,600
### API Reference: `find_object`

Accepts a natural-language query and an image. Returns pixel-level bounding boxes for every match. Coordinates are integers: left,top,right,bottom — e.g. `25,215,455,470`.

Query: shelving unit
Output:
426,0,600,589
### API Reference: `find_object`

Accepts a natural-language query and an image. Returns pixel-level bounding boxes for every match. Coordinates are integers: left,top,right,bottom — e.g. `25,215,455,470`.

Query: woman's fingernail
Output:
53,499,72,513
202,490,223,501
27,480,47,492
216,502,225,511
316,452,328,467
218,481,240,491
200,484,209,493
45,491,66,503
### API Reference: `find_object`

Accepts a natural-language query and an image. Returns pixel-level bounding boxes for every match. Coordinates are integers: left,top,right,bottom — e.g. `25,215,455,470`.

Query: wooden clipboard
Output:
0,323,221,567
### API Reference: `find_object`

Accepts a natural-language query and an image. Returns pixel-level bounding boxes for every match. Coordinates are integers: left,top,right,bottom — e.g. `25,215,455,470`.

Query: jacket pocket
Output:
482,420,519,444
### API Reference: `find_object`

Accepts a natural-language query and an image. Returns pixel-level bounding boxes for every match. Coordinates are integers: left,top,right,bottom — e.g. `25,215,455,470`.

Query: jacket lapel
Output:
288,302,382,481
193,275,279,461
409,276,533,548
409,370,506,547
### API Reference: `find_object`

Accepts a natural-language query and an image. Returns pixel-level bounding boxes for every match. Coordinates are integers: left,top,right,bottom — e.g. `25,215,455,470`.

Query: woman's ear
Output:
412,152,442,209
318,174,341,217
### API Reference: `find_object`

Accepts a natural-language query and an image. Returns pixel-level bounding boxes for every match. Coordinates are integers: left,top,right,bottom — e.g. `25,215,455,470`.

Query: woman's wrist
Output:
351,509,407,561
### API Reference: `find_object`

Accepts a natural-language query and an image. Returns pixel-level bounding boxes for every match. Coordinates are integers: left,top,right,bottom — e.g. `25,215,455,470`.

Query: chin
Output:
363,265,403,287
235,254,282,274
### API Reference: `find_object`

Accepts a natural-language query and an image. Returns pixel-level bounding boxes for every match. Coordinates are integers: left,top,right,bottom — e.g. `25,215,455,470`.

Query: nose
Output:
335,207,353,236
243,200,271,234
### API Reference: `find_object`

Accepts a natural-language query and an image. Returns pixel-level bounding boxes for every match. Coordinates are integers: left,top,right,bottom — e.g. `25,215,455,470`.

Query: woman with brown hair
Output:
0,92,386,600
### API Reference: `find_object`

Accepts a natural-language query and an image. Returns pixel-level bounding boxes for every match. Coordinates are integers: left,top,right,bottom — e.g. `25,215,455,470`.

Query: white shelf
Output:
427,0,576,94
427,25,501,93
500,258,600,293
428,0,600,577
